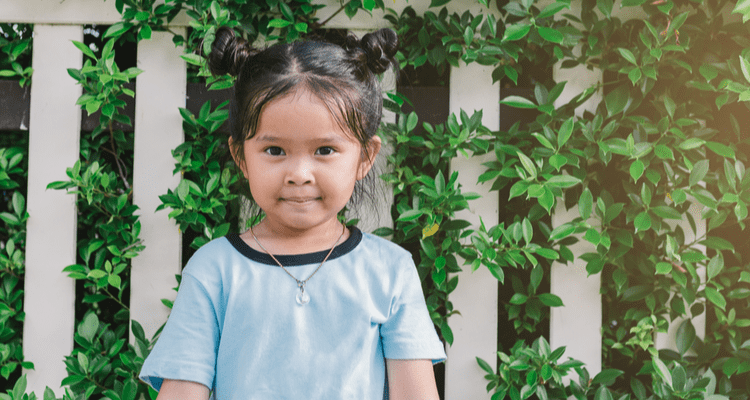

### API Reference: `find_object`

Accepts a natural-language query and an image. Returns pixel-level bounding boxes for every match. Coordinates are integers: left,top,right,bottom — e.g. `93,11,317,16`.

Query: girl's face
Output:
233,89,380,235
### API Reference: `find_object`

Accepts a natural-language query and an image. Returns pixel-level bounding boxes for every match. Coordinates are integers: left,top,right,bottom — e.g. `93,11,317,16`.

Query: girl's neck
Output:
243,219,348,255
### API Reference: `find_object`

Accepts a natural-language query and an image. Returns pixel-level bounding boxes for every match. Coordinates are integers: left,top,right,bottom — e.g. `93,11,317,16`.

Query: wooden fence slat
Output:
23,24,82,397
446,62,500,400
0,0,190,26
129,30,186,344
549,60,604,376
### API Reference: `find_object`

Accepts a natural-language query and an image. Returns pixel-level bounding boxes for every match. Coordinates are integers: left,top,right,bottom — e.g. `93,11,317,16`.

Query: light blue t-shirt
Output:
139,227,446,399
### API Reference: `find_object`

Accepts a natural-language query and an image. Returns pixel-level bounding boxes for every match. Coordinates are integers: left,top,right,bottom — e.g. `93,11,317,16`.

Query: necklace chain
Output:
250,224,346,294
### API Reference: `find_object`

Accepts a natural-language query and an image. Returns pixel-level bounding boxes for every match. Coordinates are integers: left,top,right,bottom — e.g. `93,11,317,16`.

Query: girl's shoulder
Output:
180,236,239,279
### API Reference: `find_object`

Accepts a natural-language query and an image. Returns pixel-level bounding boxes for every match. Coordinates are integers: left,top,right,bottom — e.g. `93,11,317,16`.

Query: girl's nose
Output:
285,157,314,185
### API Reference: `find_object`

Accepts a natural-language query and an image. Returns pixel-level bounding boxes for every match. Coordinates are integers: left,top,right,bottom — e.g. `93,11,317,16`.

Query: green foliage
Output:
157,100,239,250
0,24,33,87
478,337,585,400
377,103,494,344
387,0,569,84
384,0,750,398
60,312,153,400
0,146,32,387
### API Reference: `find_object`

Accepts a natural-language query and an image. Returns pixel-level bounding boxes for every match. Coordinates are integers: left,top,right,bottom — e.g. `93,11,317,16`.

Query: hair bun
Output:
208,27,257,77
359,28,398,74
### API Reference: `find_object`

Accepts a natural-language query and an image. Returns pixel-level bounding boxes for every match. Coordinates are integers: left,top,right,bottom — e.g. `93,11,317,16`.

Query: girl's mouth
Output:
281,197,319,203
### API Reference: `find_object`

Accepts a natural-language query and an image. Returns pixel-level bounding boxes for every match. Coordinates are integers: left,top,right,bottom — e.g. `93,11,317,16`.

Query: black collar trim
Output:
225,226,362,266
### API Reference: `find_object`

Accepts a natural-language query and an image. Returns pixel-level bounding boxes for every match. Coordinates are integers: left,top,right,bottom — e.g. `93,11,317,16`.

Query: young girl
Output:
138,26,446,399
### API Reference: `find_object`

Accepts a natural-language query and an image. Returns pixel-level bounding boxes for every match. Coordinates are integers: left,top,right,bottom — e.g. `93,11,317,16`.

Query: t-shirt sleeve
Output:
138,271,221,392
380,254,447,364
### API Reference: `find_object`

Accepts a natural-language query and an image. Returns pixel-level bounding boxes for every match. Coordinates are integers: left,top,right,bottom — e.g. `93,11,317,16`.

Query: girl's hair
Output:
207,26,398,224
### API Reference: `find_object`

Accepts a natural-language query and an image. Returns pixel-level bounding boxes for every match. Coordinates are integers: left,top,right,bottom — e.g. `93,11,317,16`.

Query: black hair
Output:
207,26,399,225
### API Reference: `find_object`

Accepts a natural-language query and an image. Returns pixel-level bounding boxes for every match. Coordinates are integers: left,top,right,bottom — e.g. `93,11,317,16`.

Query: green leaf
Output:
654,144,674,160
509,180,530,199
517,152,537,178
651,206,682,219
740,55,750,84
592,369,624,386
574,189,592,221
108,274,122,289
181,53,204,66
535,248,558,259
652,357,673,388
557,117,574,147
630,159,644,182
705,286,726,310
539,187,555,213
71,41,96,59
477,357,494,374
733,0,750,23
406,112,418,132
689,159,709,187
397,209,423,222
500,95,537,109
268,19,292,28
628,68,642,85
705,141,735,159
537,27,563,43
634,211,651,232
546,175,581,188
464,26,473,45
605,85,629,116
655,262,672,274
510,293,528,304
597,0,613,17
699,64,719,82
104,22,133,38
549,154,567,171
617,48,637,65
503,24,532,41
675,319,695,355
699,236,735,252
594,386,614,400
522,218,533,245
549,223,575,241
122,379,138,400
537,2,569,19
78,312,99,343
532,133,554,150
707,254,724,281
584,228,600,245
538,293,563,307
679,138,705,150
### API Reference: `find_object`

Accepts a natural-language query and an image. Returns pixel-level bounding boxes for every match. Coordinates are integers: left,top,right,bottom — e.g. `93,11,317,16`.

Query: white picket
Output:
23,24,83,397
130,30,187,344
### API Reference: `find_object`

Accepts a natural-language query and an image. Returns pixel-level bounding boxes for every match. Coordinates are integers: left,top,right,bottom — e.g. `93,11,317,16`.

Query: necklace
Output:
250,224,346,306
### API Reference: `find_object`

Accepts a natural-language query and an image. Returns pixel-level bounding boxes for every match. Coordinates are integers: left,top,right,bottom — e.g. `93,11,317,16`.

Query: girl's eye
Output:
265,147,285,156
316,147,335,155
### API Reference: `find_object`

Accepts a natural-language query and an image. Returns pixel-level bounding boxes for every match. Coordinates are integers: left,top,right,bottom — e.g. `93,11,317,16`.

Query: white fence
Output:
0,0,703,398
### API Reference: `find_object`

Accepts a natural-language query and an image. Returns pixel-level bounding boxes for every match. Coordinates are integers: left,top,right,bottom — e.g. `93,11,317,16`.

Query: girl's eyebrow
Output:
255,135,347,144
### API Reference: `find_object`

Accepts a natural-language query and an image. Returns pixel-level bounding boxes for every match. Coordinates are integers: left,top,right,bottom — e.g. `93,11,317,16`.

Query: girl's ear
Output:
357,135,382,180
228,137,249,179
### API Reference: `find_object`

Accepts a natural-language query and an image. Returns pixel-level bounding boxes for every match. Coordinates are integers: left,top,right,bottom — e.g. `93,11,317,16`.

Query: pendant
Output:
296,289,310,305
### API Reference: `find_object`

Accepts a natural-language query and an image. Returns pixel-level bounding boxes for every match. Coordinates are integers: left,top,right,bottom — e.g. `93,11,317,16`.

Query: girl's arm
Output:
155,379,210,400
385,359,440,400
